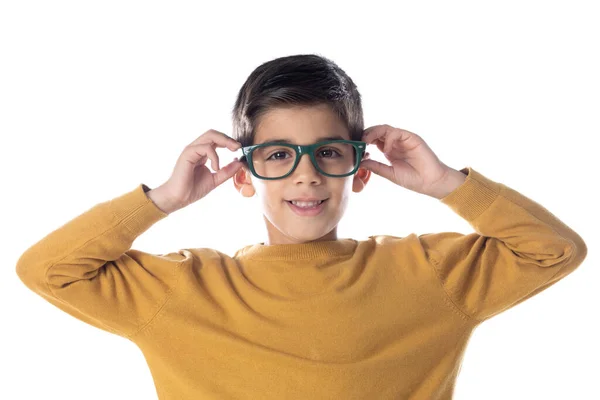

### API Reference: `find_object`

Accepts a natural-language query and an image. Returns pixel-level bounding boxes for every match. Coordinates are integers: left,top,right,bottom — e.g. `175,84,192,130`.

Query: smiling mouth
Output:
285,198,329,215
285,199,329,206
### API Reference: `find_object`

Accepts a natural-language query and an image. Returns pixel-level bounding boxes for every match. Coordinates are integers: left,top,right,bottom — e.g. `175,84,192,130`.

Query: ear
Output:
352,152,371,193
233,163,256,198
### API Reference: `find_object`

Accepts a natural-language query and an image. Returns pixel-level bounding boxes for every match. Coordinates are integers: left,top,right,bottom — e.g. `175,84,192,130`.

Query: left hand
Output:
359,124,452,195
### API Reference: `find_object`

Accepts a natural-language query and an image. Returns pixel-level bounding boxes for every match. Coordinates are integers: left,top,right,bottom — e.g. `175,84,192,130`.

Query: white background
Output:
2,1,597,399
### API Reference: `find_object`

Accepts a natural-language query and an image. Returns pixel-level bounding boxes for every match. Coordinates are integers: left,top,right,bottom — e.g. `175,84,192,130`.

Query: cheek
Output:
337,179,354,199
338,197,350,216
256,184,286,209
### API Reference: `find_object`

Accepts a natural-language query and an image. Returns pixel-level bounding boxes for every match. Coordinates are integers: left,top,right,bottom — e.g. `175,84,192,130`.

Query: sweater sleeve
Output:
15,184,188,339
418,167,587,323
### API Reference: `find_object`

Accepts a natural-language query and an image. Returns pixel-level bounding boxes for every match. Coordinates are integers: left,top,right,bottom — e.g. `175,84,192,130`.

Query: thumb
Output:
360,159,393,182
213,158,243,187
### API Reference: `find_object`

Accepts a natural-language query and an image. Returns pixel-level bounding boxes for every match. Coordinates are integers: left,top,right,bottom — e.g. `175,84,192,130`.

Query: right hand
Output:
152,129,245,212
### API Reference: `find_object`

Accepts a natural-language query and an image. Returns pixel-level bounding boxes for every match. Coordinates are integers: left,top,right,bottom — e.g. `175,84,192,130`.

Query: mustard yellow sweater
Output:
16,167,587,399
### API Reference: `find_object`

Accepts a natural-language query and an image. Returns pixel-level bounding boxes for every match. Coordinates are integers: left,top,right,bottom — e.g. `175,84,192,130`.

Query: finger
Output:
193,143,220,170
190,129,242,151
360,159,393,181
363,125,390,145
361,125,381,142
383,130,403,154
213,158,243,187
217,131,242,151
366,127,402,154
374,139,386,154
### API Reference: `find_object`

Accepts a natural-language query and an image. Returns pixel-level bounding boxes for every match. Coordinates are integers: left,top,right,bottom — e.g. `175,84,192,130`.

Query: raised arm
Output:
16,184,191,339
418,167,587,322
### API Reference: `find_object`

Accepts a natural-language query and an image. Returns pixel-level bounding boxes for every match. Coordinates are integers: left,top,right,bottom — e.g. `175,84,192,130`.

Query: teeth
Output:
290,200,324,208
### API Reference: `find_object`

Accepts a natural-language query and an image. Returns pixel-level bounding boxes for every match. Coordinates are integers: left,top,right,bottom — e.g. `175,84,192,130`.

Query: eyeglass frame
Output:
238,139,368,180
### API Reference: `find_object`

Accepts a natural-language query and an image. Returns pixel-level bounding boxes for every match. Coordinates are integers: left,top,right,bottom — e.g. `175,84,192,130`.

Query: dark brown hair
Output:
231,53,364,162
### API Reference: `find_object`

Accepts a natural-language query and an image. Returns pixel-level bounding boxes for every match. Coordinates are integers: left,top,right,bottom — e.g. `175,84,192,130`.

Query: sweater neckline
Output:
235,238,357,261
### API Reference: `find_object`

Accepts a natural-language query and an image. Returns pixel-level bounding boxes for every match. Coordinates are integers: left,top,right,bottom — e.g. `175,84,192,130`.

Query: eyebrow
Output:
260,135,346,144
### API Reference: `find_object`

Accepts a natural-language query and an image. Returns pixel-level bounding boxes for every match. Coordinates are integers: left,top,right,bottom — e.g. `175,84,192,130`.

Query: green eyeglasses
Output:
239,139,367,180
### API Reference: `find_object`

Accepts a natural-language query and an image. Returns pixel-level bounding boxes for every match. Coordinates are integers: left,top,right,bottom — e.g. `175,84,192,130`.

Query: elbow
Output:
15,260,40,288
15,253,49,294
568,233,588,269
15,261,38,293
15,252,33,284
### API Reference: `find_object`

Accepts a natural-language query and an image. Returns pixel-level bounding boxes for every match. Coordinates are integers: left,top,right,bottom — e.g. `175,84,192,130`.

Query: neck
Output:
264,228,338,246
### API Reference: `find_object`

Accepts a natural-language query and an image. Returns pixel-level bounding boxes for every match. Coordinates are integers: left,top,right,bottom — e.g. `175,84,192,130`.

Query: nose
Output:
291,152,322,182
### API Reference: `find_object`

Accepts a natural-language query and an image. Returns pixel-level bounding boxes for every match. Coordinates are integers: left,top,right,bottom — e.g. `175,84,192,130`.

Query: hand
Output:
359,124,452,196
153,129,244,212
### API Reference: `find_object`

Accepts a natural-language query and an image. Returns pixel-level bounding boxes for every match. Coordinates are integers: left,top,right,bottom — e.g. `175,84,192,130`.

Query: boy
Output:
16,54,587,399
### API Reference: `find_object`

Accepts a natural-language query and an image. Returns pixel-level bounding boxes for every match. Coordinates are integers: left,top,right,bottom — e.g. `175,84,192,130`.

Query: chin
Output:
285,230,325,241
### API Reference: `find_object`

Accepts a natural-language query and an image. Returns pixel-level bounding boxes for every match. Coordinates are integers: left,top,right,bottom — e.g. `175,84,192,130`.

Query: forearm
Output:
146,185,182,215
428,168,468,200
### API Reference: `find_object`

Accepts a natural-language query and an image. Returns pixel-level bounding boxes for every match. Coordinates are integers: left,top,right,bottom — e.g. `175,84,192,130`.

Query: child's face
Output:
233,103,371,245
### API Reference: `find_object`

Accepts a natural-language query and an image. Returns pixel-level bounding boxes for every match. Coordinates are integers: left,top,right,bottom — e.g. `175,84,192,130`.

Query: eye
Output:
267,151,292,160
318,148,341,158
